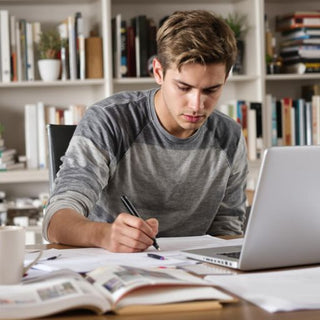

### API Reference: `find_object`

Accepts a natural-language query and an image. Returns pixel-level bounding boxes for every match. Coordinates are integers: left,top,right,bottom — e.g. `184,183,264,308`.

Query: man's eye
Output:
178,86,189,92
203,88,218,95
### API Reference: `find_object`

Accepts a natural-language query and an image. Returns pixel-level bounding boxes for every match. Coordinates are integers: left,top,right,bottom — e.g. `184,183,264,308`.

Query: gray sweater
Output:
43,88,248,241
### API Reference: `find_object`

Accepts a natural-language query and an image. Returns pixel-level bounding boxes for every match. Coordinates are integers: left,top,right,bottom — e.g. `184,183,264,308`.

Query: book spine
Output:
312,95,320,145
32,22,41,81
281,97,293,146
126,25,136,77
85,37,103,78
75,12,85,80
24,104,39,169
0,10,11,83
19,19,28,81
15,21,22,81
120,20,128,77
37,102,47,169
247,109,257,161
68,15,77,80
10,15,17,82
305,101,313,145
58,21,69,80
26,22,35,81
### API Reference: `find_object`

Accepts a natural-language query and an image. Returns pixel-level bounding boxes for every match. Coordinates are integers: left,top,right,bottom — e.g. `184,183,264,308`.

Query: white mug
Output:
0,226,42,285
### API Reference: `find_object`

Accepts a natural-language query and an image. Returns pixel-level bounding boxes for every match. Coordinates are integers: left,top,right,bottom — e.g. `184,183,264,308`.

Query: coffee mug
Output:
0,226,42,285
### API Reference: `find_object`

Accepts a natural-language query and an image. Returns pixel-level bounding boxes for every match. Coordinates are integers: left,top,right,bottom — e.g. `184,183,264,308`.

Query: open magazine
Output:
0,265,235,319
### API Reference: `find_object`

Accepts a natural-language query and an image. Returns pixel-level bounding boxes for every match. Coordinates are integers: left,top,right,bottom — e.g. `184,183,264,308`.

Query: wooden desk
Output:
27,244,320,320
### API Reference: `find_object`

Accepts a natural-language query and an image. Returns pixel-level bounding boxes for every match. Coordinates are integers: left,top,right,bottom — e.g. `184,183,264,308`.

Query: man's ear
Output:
153,58,164,85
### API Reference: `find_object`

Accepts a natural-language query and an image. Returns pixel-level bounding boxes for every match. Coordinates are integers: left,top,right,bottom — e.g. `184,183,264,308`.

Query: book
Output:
36,101,47,169
112,14,128,77
0,10,11,83
26,22,35,81
305,101,313,145
281,97,293,146
281,27,320,41
85,36,103,78
276,12,320,31
126,25,136,77
68,15,77,80
32,21,41,81
292,99,306,145
247,109,257,161
0,161,24,171
15,20,22,81
0,266,234,319
24,104,38,169
75,12,85,80
19,19,28,81
57,20,69,80
9,14,17,82
281,38,320,47
132,15,149,77
312,95,320,144
302,84,320,101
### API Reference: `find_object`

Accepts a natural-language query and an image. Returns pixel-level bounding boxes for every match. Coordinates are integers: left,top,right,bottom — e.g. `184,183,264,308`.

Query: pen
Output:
46,254,61,261
121,195,161,251
147,253,166,260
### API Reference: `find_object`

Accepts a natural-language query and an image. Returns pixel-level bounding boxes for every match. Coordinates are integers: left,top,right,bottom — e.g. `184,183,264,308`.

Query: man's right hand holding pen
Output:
105,212,159,252
47,195,159,253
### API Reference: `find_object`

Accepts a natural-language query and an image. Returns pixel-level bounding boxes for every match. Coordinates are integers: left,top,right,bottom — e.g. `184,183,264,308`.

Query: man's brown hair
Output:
156,10,237,76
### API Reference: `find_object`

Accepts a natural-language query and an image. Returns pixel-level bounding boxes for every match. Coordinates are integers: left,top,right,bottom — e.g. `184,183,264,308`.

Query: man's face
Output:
153,59,227,139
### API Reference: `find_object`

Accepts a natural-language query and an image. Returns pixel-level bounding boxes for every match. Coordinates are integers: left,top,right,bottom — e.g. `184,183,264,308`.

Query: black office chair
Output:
47,124,77,193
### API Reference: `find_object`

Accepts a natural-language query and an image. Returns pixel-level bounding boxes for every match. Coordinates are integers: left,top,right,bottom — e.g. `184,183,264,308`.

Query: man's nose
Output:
190,91,205,111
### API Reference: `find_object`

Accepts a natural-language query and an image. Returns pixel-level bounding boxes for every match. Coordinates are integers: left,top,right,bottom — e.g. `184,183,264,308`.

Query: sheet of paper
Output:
206,266,320,312
24,235,244,273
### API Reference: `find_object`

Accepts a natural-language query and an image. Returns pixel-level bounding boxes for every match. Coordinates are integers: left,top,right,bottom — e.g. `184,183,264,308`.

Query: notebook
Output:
183,146,320,271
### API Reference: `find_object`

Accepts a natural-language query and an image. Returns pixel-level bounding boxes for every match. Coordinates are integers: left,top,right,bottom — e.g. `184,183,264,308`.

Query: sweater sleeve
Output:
208,133,248,236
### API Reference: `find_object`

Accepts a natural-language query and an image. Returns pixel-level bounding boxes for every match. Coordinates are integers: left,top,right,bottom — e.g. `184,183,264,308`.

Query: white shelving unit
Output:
0,0,319,199
264,0,320,100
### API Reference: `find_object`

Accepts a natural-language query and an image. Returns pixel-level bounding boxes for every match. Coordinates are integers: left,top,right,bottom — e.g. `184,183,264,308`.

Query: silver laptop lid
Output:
239,146,320,270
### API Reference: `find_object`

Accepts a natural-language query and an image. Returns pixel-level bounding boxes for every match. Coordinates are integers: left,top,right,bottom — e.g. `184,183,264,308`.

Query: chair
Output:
47,124,77,193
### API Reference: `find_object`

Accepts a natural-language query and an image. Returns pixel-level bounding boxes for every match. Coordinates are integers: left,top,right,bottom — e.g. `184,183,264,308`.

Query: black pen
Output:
147,253,166,260
121,195,161,251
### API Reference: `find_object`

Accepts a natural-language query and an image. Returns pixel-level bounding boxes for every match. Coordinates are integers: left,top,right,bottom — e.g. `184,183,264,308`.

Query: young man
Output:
43,10,248,252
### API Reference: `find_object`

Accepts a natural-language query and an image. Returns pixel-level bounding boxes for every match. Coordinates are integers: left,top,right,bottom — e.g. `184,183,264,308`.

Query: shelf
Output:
113,0,245,3
0,169,49,184
114,75,259,85
266,74,320,81
0,79,105,88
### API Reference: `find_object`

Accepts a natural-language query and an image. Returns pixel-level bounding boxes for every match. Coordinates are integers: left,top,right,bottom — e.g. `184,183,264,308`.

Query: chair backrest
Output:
47,124,77,193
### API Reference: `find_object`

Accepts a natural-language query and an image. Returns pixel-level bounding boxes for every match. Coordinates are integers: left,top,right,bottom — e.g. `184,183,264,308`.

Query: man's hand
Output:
101,213,159,252
47,209,159,253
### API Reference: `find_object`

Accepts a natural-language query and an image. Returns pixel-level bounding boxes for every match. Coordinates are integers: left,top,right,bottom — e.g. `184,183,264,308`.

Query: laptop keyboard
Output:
219,251,241,259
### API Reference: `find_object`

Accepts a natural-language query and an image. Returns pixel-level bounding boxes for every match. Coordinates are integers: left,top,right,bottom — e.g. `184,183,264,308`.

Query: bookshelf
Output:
264,0,320,97
0,0,319,201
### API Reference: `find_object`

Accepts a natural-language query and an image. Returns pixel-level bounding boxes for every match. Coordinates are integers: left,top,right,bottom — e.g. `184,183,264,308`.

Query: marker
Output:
147,253,166,260
121,195,161,251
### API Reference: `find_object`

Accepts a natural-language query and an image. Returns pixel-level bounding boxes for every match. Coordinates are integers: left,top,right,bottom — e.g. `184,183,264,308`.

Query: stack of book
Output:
265,92,320,147
0,148,24,172
216,100,263,161
276,11,320,73
24,102,86,170
0,9,102,83
112,14,158,78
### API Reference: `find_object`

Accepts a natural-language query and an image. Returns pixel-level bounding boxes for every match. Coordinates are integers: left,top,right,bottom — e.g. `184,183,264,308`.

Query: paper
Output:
24,235,243,274
206,266,320,312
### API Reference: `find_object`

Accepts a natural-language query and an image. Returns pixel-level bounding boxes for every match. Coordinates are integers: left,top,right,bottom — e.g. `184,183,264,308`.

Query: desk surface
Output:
28,243,320,320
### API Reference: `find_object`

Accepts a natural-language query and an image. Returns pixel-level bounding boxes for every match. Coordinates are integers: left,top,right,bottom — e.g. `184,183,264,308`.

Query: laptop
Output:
183,146,320,271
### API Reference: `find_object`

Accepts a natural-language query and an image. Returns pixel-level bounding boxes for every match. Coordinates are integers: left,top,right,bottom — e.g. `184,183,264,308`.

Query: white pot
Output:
38,59,61,81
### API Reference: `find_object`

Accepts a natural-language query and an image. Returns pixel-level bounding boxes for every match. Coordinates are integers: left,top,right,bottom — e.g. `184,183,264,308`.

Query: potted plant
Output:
224,12,249,75
37,30,61,81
